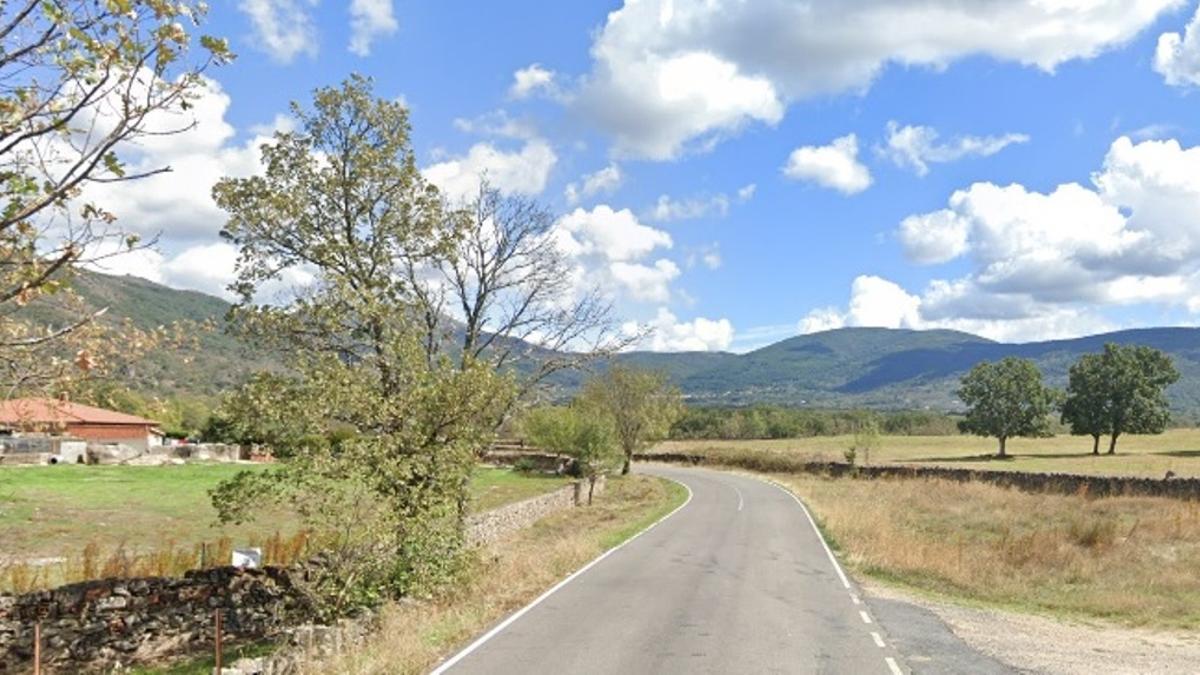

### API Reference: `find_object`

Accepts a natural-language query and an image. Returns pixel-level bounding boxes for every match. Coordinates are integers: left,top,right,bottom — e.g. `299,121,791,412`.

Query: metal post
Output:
214,609,223,673
33,622,41,675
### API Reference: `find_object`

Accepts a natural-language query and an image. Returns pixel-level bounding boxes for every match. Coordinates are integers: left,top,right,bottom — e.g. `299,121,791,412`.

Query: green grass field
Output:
657,428,1200,478
0,464,569,563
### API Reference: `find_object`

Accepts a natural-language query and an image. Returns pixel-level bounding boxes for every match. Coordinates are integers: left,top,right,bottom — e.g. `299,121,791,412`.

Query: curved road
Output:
433,465,1012,674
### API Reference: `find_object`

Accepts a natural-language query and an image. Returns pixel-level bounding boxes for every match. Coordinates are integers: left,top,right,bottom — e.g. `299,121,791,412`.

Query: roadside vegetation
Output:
312,475,687,675
0,465,569,593
777,473,1200,629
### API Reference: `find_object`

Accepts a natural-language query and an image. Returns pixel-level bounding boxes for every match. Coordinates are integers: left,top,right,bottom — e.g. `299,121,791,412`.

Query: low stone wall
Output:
0,474,600,672
0,567,308,673
464,477,602,546
636,452,1200,500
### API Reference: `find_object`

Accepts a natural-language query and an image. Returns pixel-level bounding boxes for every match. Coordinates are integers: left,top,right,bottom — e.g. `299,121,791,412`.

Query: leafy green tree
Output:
210,76,512,613
1061,353,1110,455
0,1,231,396
578,366,684,475
1062,344,1179,455
846,414,881,466
522,406,620,504
957,357,1057,458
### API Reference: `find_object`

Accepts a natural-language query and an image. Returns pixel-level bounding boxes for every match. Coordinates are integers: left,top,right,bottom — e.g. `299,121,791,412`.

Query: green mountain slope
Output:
22,272,1200,415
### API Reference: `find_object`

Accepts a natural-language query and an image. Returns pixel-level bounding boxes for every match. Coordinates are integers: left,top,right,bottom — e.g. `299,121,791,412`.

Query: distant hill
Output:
614,326,1200,415
24,272,1200,416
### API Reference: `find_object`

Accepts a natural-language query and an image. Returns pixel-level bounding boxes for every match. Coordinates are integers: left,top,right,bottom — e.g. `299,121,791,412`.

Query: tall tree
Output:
405,184,628,423
579,366,683,475
1060,353,1109,455
1062,343,1179,455
0,1,231,395
211,76,511,610
957,357,1057,458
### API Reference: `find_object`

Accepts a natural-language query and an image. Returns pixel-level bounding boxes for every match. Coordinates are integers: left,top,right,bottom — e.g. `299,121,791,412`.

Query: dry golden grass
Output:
659,427,1200,478
776,473,1200,628
311,475,688,675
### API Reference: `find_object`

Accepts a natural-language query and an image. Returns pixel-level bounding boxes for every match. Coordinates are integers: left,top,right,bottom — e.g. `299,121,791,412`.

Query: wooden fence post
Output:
33,621,41,675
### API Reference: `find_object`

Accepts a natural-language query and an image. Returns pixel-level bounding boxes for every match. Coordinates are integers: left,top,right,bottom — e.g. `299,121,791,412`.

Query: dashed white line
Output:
734,485,744,512
429,479,694,674
850,593,862,605
859,610,873,625
885,656,904,674
871,631,885,648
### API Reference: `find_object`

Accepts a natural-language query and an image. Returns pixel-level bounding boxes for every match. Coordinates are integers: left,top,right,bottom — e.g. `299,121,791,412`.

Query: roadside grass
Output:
0,464,569,593
774,473,1200,630
313,474,688,675
657,427,1200,478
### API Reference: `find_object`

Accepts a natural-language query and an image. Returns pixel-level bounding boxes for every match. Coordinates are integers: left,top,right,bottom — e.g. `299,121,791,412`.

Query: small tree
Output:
957,357,1056,458
1062,343,1179,455
522,406,620,504
1061,353,1109,455
578,366,684,475
846,413,881,466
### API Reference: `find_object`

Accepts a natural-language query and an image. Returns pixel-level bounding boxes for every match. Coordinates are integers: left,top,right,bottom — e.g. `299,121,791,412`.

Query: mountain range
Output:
35,272,1200,416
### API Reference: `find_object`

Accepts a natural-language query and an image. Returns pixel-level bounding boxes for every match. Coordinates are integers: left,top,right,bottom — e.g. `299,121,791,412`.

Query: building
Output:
0,398,164,452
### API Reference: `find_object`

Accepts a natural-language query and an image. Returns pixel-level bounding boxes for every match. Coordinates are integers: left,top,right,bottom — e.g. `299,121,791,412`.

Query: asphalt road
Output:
434,465,1012,674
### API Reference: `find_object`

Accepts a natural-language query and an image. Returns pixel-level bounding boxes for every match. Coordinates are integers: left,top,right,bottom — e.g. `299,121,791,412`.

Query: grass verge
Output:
313,474,688,674
772,472,1200,630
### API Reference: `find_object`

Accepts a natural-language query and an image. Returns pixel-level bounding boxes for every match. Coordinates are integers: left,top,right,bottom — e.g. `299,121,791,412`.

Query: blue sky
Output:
99,1,1200,352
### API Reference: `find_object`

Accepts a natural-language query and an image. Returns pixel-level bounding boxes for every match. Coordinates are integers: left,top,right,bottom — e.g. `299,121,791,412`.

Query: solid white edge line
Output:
885,656,904,675
428,476,695,674
734,485,744,512
756,476,852,590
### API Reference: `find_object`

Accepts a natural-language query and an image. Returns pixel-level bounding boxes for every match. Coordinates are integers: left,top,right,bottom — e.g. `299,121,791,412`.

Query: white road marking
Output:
859,610,873,624
871,631,885,648
734,485,744,512
429,479,695,674
886,656,904,674
850,593,862,605
757,477,852,589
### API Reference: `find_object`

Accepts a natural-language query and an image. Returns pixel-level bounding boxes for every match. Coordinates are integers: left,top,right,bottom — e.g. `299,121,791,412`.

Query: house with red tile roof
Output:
0,398,163,451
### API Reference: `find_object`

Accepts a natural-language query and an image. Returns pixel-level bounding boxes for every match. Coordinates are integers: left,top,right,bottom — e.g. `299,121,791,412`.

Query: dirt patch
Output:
864,580,1200,674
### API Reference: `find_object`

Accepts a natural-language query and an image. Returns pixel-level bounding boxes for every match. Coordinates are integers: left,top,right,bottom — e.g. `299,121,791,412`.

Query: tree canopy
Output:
578,366,683,474
957,357,1056,458
1061,343,1179,454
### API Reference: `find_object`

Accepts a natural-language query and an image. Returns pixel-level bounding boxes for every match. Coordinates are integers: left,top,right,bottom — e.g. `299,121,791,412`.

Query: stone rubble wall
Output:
635,452,1200,500
0,474,598,673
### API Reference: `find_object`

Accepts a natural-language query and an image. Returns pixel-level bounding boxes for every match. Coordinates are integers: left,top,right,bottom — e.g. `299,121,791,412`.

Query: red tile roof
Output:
0,398,158,427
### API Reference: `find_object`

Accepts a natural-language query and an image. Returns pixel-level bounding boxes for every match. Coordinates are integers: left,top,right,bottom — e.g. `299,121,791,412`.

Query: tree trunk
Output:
588,476,596,505
1092,435,1100,455
998,436,1007,458
621,449,632,475
1108,433,1119,455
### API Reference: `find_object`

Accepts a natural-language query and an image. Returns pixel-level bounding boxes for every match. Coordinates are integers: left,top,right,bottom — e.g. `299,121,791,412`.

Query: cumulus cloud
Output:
647,182,755,222
423,139,557,202
626,308,734,352
1155,6,1200,87
610,259,680,302
809,134,1200,342
348,0,399,57
509,64,557,99
574,0,1176,159
238,0,319,63
782,134,872,195
564,163,622,205
881,122,1029,176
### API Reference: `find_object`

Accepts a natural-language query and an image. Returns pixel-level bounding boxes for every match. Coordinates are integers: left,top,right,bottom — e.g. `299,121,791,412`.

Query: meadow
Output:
657,427,1200,478
777,473,1200,629
0,463,569,592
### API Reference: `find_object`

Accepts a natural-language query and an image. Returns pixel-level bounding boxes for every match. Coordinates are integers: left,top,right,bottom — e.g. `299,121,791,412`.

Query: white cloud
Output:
574,0,1177,159
564,163,623,205
509,64,557,99
423,139,557,202
1156,6,1200,87
553,205,672,261
610,259,680,302
348,0,399,57
686,243,722,270
627,308,734,352
737,184,757,201
648,193,730,221
782,134,872,195
881,122,1029,176
238,0,318,63
808,134,1200,342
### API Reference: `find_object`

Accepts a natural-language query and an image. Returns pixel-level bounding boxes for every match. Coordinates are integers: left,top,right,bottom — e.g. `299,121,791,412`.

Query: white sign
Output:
232,547,263,569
